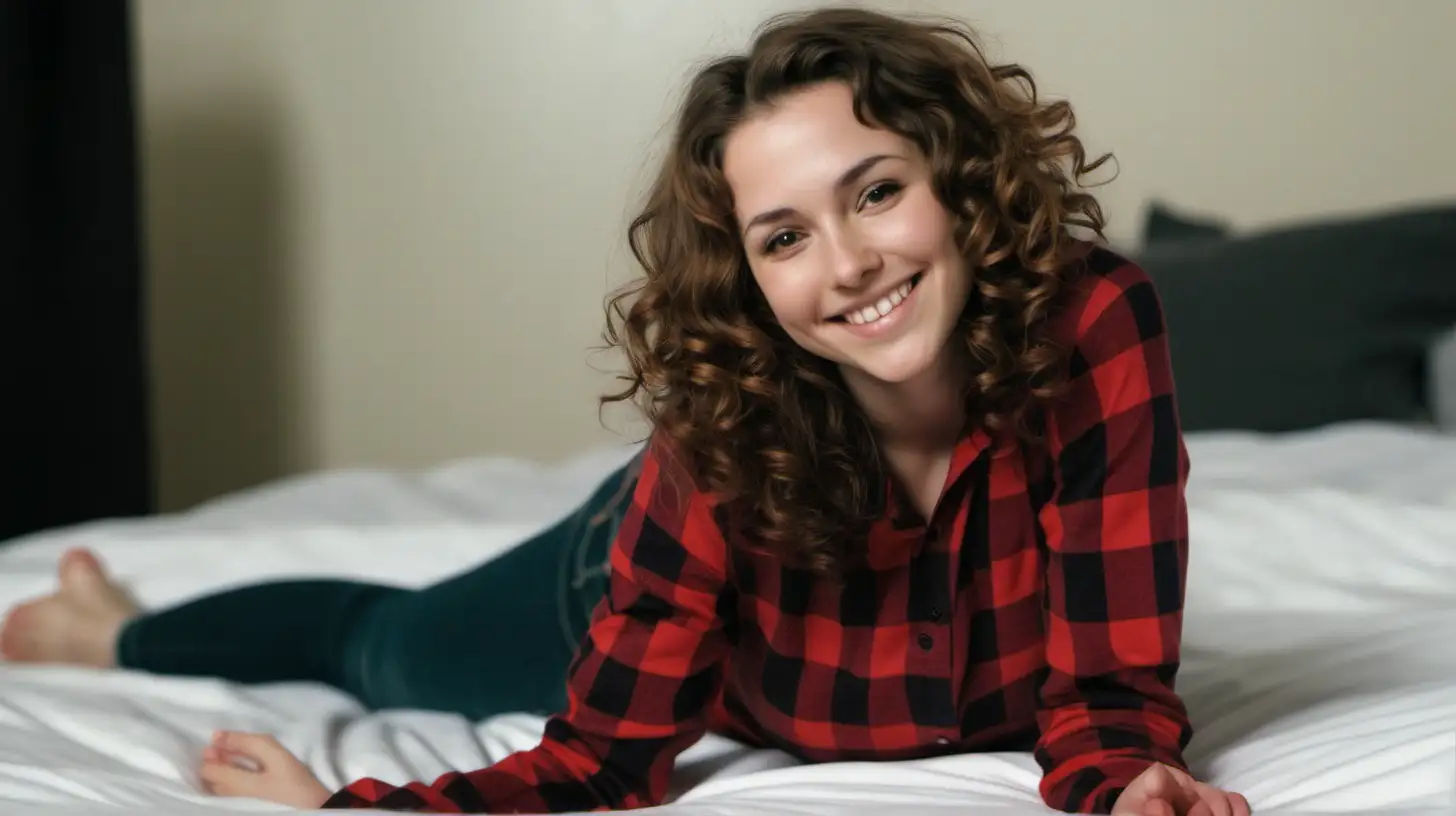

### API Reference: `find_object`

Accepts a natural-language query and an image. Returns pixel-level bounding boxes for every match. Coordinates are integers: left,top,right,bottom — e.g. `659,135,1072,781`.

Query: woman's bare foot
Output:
0,548,140,667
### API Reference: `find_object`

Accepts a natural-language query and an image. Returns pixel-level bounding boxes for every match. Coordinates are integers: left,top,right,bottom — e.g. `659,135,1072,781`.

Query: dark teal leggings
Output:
115,459,638,721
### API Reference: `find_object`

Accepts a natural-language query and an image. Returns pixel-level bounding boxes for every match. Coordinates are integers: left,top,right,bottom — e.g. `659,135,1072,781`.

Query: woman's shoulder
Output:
638,431,717,503
624,431,733,568
1036,241,1179,450
1047,241,1168,354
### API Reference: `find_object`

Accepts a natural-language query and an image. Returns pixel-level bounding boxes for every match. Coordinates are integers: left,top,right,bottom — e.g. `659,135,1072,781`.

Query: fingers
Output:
1191,788,1254,816
1152,764,1204,812
1187,800,1215,816
1140,763,1174,797
1142,800,1176,816
1113,762,1178,816
198,730,332,808
201,731,283,794
199,754,264,799
213,730,287,762
1115,764,1253,816
1192,781,1252,816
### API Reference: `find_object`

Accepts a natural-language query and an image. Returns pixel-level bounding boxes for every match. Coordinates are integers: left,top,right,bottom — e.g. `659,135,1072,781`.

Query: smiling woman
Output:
604,11,1110,573
726,96,969,388
2,7,1250,816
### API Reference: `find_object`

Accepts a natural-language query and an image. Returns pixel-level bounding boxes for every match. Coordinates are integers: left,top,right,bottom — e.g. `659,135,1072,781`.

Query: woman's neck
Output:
840,348,967,453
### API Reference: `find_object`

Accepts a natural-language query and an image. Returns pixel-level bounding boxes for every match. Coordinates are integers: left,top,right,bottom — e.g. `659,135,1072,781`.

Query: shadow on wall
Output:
143,92,304,512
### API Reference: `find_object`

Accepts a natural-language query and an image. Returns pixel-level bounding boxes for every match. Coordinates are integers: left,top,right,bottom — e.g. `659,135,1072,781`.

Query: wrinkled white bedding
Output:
0,422,1452,815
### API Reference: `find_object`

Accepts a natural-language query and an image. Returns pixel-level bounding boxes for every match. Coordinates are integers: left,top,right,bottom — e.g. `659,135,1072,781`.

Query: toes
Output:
59,548,106,589
0,603,36,660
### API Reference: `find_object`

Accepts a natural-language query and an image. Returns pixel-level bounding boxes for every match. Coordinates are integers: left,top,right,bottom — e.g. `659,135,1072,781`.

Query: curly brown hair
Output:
602,7,1111,575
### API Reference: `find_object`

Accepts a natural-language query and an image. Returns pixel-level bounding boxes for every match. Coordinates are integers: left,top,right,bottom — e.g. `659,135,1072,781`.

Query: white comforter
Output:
0,422,1452,815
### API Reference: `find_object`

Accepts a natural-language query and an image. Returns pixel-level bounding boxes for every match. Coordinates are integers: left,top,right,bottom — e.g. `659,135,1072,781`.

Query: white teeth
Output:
841,277,917,326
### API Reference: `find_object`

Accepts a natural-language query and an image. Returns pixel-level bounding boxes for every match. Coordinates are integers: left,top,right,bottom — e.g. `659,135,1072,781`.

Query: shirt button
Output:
917,633,934,651
928,605,942,621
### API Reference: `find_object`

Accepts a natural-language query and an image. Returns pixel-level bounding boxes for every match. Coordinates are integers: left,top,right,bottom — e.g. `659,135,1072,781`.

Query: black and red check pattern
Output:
324,247,1193,814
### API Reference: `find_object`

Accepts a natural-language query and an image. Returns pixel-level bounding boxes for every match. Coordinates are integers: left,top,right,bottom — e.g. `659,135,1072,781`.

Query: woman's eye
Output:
862,182,901,207
765,231,801,254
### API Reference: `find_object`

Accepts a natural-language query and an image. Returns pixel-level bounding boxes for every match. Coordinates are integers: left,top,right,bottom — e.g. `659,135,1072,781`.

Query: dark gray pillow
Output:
1144,201,1231,246
1136,202,1456,433
1431,325,1456,431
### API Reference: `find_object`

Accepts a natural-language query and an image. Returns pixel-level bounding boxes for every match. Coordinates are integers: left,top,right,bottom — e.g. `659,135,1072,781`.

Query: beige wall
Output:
135,0,1456,511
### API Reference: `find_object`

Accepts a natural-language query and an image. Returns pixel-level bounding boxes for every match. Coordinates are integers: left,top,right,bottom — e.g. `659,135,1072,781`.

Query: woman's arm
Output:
1033,255,1195,814
326,439,733,813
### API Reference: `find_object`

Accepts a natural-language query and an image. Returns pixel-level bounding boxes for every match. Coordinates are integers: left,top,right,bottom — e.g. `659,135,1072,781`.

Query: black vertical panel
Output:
0,1,152,542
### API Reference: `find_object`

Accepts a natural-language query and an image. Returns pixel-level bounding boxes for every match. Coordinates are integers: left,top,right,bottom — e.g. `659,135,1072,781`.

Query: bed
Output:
0,421,1452,816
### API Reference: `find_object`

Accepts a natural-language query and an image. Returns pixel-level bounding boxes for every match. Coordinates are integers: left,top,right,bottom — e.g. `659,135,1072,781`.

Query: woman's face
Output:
723,81,970,386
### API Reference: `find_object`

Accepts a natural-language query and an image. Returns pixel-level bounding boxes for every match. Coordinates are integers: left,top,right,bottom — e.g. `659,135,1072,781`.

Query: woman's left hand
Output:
199,730,332,809
1111,762,1251,816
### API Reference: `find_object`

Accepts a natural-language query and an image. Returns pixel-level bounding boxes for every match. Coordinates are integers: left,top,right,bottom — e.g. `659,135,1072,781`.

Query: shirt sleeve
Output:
1033,257,1195,814
321,437,733,813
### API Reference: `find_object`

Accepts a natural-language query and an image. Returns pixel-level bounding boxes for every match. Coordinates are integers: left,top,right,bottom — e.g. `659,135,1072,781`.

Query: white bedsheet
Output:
0,422,1452,815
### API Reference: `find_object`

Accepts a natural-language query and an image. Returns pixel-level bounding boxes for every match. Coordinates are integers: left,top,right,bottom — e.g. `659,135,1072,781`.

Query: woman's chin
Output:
838,345,946,387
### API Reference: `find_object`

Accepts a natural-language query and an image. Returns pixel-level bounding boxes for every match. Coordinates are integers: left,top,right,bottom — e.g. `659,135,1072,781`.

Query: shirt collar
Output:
870,426,996,567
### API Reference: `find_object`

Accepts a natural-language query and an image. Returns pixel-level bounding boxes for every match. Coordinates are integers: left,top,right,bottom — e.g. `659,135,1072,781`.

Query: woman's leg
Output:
2,454,638,721
114,579,405,689
340,458,634,718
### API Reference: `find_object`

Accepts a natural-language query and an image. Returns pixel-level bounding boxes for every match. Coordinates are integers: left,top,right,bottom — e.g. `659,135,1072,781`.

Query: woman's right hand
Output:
199,730,332,809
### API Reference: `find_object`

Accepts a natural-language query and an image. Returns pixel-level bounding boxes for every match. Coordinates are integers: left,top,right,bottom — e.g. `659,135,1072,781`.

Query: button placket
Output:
921,525,945,623
906,521,957,735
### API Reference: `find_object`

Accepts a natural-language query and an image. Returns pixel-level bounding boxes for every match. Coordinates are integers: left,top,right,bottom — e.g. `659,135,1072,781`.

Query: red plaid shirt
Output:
324,248,1193,814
